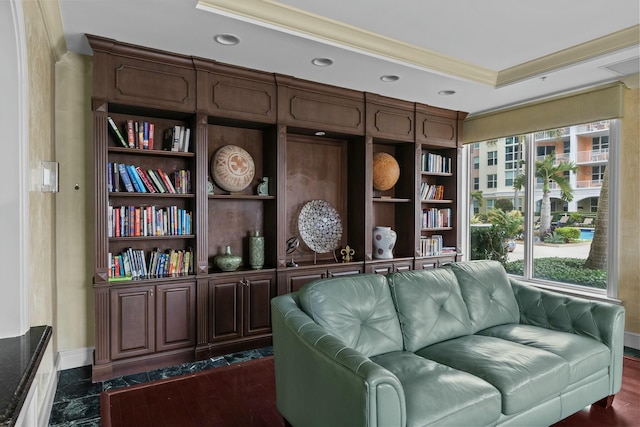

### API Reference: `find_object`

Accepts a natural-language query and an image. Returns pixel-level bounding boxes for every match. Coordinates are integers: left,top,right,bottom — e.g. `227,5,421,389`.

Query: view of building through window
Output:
469,120,610,291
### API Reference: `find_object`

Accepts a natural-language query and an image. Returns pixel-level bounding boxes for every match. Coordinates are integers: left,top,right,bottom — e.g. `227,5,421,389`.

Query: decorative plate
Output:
298,200,343,254
211,145,255,192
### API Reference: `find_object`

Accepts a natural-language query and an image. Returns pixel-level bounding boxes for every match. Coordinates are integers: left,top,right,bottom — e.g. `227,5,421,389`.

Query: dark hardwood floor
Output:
552,355,640,427
98,354,640,427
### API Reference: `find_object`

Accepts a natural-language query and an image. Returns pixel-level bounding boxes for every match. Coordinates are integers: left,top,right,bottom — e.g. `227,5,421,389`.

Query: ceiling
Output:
59,0,640,116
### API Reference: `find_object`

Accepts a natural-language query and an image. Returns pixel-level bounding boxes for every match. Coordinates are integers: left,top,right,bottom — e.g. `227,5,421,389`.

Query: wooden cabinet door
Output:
287,271,326,293
208,278,243,342
156,282,196,352
243,274,276,337
393,261,414,272
370,263,393,275
110,285,155,360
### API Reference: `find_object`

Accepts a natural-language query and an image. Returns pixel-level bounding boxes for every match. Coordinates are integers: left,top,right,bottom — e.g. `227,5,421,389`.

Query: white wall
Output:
0,0,29,338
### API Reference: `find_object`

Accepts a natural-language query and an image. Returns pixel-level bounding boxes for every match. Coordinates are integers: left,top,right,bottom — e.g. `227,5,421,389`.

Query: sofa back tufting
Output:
449,260,520,333
298,274,404,357
387,268,472,351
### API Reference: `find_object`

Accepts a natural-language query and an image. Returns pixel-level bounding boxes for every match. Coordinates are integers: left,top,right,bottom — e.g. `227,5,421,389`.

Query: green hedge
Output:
554,227,581,242
504,258,606,289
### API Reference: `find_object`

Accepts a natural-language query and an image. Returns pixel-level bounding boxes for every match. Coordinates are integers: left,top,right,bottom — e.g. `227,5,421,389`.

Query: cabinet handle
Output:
244,279,251,287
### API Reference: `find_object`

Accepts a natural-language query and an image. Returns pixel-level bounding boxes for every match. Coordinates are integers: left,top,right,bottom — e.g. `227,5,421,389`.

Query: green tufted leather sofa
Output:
271,260,625,427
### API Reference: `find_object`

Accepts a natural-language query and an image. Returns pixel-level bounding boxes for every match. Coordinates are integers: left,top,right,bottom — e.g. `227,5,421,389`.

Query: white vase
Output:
373,226,397,259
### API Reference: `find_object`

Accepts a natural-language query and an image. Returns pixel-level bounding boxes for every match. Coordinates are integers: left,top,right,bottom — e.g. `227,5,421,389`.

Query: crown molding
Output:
197,0,497,86
496,25,640,87
198,1,638,90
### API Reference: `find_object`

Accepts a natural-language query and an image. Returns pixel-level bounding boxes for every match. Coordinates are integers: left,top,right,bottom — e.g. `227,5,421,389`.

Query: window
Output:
487,151,497,166
592,165,606,182
473,177,479,190
536,145,555,157
592,136,609,152
487,174,497,188
468,120,616,297
505,170,515,186
473,156,479,169
505,141,521,170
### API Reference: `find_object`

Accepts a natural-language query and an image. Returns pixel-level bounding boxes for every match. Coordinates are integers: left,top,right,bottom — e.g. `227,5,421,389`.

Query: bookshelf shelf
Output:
108,147,195,158
109,235,195,241
421,199,453,204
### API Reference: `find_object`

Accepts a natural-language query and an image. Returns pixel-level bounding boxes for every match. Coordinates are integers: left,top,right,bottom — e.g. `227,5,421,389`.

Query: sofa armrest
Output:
271,293,406,427
509,278,625,393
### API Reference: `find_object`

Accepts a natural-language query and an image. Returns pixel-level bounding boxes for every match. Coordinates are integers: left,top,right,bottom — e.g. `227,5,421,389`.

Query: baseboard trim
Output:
39,352,58,427
57,347,94,371
624,331,640,350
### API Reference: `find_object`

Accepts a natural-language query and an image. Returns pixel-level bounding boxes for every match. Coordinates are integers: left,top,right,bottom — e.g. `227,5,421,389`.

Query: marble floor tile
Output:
48,347,272,426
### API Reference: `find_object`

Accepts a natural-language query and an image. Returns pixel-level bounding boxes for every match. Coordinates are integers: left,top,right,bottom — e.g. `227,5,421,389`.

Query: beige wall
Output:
55,52,94,351
619,87,640,334
23,0,58,415
24,0,56,347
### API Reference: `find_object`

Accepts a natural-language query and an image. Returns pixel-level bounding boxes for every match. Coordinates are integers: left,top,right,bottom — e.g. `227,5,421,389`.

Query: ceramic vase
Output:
215,245,241,272
249,230,264,269
373,226,397,259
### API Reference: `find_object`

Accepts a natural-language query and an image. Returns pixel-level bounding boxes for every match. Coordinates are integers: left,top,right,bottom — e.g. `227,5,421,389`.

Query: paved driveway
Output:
508,241,592,261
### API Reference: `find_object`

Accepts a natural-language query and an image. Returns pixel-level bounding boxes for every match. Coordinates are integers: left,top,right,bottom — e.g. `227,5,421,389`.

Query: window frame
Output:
462,120,620,301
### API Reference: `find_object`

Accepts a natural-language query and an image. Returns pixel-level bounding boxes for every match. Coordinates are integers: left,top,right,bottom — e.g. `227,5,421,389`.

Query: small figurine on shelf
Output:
286,236,300,267
207,176,215,195
257,177,269,196
340,245,355,263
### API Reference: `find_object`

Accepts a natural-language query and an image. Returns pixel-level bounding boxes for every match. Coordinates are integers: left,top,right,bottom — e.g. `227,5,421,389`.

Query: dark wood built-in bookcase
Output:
89,35,467,381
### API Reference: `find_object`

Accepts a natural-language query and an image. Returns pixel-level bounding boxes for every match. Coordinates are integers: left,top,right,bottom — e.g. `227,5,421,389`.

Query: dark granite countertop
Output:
0,326,52,427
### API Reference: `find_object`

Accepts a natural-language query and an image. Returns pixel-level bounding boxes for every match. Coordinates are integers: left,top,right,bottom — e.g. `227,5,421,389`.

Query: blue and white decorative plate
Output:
298,200,342,254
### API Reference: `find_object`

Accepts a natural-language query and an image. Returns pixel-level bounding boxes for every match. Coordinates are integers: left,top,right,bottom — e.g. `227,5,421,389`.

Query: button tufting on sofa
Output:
271,260,625,427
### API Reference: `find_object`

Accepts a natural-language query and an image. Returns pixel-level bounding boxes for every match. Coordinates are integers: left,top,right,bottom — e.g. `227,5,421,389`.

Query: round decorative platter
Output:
211,145,255,192
298,200,343,254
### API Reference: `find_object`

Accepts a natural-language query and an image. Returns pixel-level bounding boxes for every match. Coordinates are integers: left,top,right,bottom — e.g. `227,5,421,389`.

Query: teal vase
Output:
249,230,264,269
215,245,241,272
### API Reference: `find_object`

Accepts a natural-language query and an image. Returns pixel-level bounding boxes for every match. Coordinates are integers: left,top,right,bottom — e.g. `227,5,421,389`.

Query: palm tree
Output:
513,153,578,235
585,165,608,270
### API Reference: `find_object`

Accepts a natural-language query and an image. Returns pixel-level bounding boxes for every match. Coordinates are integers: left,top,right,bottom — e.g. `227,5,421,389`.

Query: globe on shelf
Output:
372,152,400,191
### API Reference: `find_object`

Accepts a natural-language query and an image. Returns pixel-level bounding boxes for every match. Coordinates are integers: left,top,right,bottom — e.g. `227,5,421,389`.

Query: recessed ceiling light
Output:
380,75,400,82
214,34,240,46
438,90,456,96
311,58,333,67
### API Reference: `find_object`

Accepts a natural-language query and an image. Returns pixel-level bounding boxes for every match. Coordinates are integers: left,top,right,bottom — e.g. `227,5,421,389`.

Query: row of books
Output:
108,247,193,281
421,153,452,174
419,235,456,257
420,183,446,200
163,125,191,152
108,205,192,237
107,117,191,153
108,162,191,194
421,208,452,229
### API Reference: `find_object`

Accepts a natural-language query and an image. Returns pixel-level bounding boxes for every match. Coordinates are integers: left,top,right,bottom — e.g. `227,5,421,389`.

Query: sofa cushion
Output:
298,274,403,357
478,324,611,384
416,335,570,415
372,352,501,427
450,260,520,332
387,268,472,351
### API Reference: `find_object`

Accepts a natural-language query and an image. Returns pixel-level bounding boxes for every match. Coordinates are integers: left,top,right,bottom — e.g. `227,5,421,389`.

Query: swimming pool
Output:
578,228,595,241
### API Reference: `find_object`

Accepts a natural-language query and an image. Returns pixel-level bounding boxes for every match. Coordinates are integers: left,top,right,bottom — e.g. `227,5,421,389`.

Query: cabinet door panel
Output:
156,282,196,352
209,280,242,342
288,272,326,293
110,286,155,360
394,261,413,272
244,276,276,336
